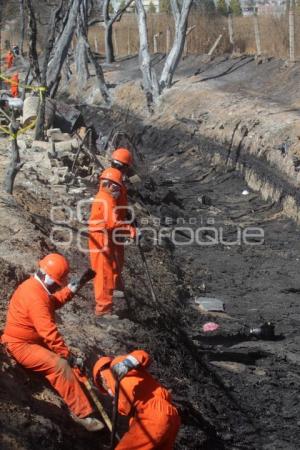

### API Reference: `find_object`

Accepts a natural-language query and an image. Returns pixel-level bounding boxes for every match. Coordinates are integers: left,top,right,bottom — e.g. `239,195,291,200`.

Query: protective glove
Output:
68,354,85,371
68,268,96,293
112,355,139,380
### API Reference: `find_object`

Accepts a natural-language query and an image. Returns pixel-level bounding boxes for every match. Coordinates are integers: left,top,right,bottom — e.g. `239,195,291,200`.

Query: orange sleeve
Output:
28,296,70,357
51,286,74,309
118,381,135,416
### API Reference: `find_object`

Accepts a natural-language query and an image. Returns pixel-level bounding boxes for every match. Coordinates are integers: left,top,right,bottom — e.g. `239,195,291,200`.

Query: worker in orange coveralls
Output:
110,148,134,292
5,50,14,69
89,167,137,317
1,253,104,432
10,73,19,98
93,349,181,449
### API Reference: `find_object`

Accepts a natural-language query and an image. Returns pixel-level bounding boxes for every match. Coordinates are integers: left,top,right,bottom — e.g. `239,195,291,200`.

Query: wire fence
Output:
1,12,300,62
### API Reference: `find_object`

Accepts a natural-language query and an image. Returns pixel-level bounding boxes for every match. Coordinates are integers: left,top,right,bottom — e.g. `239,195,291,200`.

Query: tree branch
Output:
109,0,134,26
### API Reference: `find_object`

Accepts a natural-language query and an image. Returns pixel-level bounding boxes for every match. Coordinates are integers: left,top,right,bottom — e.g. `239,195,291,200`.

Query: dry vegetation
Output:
1,6,300,61
88,13,300,60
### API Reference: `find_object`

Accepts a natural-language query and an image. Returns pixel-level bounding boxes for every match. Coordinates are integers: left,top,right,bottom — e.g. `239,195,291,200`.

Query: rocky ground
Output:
1,54,300,450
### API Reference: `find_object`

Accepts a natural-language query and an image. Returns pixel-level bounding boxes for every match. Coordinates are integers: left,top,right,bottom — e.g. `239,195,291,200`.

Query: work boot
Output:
71,414,105,432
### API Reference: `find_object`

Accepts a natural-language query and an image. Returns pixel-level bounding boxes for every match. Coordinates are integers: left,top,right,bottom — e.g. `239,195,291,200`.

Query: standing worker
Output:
89,168,136,317
1,253,104,432
93,349,181,449
110,148,134,292
5,50,14,69
10,73,19,98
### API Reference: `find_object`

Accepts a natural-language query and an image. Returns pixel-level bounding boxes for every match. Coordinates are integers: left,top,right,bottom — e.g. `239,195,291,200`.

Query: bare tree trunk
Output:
135,0,159,105
47,0,83,96
75,34,90,86
4,113,23,195
25,0,41,82
105,23,115,63
103,0,114,63
35,0,63,140
159,0,192,89
75,0,90,88
102,0,134,64
86,45,111,105
19,0,25,55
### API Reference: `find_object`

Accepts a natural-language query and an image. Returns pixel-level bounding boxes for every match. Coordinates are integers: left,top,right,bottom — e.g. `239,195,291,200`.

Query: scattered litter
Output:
210,361,246,373
195,297,225,312
242,190,249,195
203,322,220,332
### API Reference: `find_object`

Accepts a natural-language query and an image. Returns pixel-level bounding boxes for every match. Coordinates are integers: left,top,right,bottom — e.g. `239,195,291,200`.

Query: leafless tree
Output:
3,111,24,195
135,0,193,104
19,0,26,55
102,0,134,63
46,0,110,103
160,0,193,88
35,0,63,139
25,0,41,83
47,0,83,96
135,0,159,105
75,0,90,88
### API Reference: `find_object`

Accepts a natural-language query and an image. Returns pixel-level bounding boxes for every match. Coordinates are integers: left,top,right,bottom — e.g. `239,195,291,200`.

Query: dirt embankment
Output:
108,55,300,223
1,55,300,450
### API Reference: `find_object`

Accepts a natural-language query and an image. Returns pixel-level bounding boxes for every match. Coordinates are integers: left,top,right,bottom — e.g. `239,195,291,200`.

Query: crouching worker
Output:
93,349,181,449
1,253,103,432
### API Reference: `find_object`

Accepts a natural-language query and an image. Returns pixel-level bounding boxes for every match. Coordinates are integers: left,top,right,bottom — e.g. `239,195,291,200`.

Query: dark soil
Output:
1,102,300,450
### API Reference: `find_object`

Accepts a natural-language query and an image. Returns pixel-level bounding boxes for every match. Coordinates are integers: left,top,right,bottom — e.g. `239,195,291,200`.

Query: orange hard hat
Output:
39,253,70,286
93,356,113,391
112,148,133,166
100,168,123,186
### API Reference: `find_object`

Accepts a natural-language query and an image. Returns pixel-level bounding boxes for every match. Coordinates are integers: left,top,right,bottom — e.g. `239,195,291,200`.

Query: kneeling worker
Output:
1,253,103,432
93,349,181,449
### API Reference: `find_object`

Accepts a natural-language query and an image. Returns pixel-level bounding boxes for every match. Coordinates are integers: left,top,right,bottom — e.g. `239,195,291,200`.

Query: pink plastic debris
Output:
203,322,220,332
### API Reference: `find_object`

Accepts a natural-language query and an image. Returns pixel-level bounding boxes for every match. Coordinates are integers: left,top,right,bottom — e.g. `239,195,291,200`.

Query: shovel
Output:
110,378,120,450
137,240,159,307
73,368,114,433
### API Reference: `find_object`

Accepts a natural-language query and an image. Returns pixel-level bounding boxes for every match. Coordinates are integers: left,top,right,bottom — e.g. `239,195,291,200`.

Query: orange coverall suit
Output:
101,350,181,449
1,276,93,418
89,188,129,315
5,51,14,69
10,74,19,98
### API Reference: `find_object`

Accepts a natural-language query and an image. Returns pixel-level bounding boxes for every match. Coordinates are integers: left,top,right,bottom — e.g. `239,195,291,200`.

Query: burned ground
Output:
1,106,300,450
2,57,300,449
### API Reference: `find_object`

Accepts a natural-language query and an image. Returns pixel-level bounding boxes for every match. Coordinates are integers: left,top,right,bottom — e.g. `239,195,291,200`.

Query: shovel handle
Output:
110,378,120,450
85,379,113,432
73,368,113,432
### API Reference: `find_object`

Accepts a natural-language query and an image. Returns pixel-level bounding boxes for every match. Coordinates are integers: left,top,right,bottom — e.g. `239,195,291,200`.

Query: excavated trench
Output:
1,102,300,450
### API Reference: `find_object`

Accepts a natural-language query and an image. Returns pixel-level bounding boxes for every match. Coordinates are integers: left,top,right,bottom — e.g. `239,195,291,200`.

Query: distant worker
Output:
93,349,181,449
5,50,14,69
12,45,20,56
110,147,134,291
1,254,103,432
89,168,136,317
10,73,19,98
